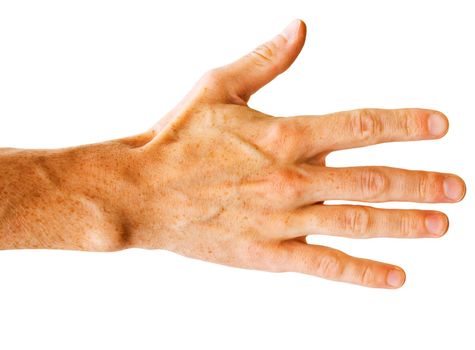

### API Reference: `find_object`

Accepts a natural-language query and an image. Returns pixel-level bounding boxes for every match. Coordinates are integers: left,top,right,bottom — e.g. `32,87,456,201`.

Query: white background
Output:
0,0,474,349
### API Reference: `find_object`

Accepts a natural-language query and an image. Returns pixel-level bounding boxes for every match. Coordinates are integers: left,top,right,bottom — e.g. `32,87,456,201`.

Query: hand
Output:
124,19,465,288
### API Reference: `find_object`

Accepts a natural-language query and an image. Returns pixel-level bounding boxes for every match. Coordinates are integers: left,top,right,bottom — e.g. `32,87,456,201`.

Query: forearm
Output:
0,133,153,251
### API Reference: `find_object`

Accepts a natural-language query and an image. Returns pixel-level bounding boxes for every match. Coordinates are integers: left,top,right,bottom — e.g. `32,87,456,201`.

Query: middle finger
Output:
298,166,465,204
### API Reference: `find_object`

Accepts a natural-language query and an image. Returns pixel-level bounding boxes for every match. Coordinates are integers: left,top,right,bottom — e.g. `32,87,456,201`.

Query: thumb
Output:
220,19,306,104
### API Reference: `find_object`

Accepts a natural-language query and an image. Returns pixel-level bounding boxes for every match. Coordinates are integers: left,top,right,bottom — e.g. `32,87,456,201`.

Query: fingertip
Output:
281,19,306,51
297,19,307,47
425,211,449,237
296,18,307,38
443,174,467,202
427,112,449,138
281,19,301,42
227,19,309,102
457,175,467,201
386,267,406,288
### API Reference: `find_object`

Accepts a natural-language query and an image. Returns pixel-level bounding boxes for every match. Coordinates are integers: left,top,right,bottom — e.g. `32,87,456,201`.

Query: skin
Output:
0,19,466,288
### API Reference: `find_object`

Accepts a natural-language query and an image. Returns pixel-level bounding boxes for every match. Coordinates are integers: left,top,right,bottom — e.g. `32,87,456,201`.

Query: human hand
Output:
126,19,466,288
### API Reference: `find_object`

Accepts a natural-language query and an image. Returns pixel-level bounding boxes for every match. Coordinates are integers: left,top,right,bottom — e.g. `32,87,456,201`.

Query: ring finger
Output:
280,204,449,239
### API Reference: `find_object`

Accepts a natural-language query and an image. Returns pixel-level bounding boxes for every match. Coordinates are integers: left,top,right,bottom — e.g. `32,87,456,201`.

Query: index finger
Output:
290,108,448,155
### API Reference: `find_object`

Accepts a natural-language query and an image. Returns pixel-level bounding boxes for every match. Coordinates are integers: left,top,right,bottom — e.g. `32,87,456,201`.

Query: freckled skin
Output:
0,20,466,288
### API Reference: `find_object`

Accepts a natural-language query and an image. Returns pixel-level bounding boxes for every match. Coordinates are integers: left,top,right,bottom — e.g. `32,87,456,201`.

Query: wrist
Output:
0,131,156,251
68,131,158,251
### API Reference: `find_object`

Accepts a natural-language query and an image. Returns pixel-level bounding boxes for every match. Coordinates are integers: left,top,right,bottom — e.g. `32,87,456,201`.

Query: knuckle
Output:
200,68,224,87
269,119,295,140
417,172,440,201
237,239,273,270
275,211,294,234
399,213,415,237
344,207,371,236
402,113,413,137
271,167,305,201
350,109,383,140
398,109,425,138
417,173,428,199
316,253,344,280
360,169,388,199
359,264,374,285
261,119,300,158
242,242,264,263
251,41,278,68
241,241,286,273
402,112,418,137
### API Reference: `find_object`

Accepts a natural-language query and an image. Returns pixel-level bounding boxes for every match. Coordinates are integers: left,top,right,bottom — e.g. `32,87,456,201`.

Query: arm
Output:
0,134,154,250
0,19,466,288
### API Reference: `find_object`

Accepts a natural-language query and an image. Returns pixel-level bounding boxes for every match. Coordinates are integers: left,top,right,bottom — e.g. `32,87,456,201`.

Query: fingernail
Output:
425,214,447,236
281,19,301,42
443,176,465,201
428,114,447,136
387,269,405,288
